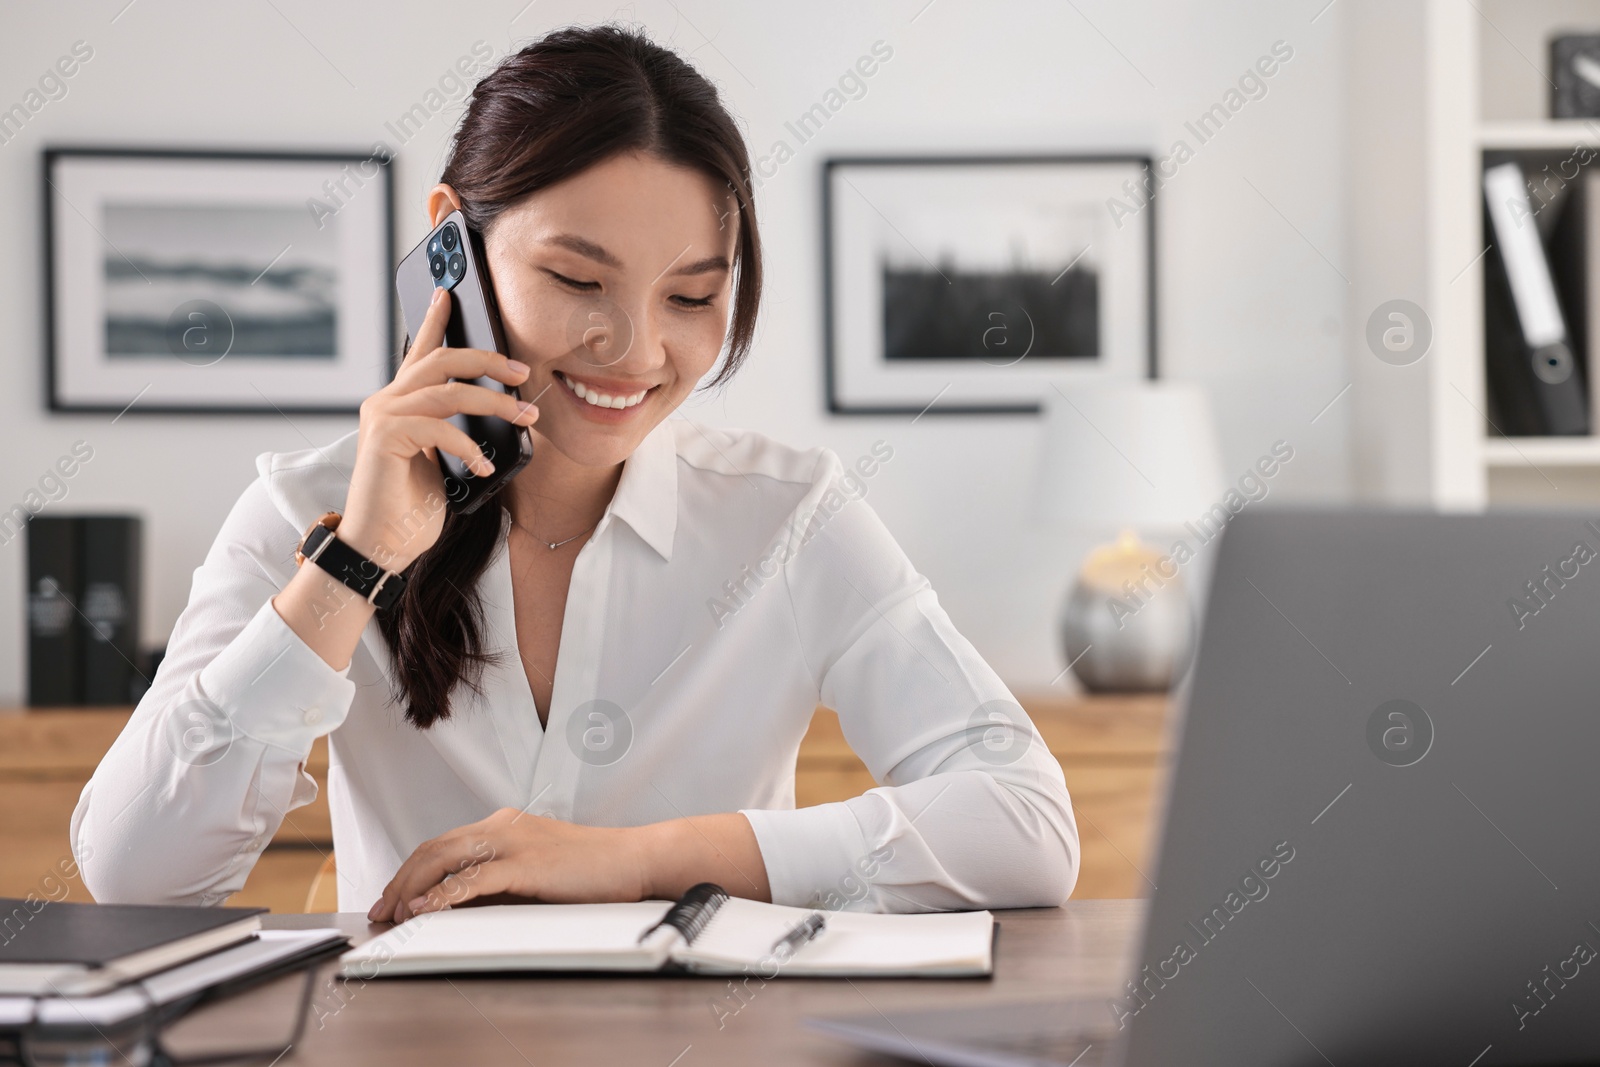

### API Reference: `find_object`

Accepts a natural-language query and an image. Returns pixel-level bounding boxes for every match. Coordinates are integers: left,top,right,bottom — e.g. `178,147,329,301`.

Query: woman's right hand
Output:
337,286,539,572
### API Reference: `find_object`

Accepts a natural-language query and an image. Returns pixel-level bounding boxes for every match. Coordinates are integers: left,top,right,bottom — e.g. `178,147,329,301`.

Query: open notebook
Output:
340,884,994,978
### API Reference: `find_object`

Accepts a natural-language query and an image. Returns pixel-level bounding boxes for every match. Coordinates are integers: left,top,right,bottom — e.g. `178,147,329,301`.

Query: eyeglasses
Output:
4,951,325,1067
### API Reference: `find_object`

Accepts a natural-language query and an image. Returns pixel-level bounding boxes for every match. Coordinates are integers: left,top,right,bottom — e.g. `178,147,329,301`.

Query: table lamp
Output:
1035,382,1226,692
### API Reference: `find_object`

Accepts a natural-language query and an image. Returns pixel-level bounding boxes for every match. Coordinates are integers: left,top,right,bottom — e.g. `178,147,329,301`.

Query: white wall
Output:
0,0,1350,701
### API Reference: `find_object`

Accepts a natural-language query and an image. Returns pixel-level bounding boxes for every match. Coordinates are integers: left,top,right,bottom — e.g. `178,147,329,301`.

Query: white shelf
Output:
1348,2,1600,507
1477,120,1600,150
1483,437,1600,467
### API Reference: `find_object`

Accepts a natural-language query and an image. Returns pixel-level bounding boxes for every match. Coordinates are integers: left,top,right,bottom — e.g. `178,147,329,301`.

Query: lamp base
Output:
1059,535,1195,693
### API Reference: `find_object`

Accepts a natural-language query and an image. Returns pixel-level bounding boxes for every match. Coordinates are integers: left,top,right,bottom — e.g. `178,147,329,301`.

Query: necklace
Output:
510,512,599,551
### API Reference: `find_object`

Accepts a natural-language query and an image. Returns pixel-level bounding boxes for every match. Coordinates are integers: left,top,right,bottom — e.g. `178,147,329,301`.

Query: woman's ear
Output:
426,184,464,227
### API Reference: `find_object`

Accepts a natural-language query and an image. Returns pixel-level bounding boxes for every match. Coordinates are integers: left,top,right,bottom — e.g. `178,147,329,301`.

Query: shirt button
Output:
303,706,322,725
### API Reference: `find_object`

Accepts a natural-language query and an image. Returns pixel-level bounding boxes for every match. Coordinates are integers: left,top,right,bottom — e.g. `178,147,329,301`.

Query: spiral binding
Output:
636,882,729,945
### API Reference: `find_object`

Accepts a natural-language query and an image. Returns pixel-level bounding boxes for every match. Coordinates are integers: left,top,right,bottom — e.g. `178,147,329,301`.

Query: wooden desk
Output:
252,901,1142,1066
0,696,1169,911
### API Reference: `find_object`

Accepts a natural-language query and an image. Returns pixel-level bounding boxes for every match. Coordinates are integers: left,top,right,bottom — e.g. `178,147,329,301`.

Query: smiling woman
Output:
70,23,1079,924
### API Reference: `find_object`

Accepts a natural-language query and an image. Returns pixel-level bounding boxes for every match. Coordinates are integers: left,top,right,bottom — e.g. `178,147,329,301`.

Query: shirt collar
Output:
257,421,679,562
604,417,678,561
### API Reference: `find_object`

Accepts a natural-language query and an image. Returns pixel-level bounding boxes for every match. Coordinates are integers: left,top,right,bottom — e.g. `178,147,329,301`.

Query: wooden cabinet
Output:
0,694,1168,912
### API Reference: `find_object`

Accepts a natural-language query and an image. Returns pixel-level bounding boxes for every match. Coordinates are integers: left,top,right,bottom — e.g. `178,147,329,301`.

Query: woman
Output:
72,24,1077,922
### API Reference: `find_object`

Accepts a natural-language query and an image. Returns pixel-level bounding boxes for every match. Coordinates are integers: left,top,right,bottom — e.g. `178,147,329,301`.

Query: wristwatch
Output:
295,511,408,611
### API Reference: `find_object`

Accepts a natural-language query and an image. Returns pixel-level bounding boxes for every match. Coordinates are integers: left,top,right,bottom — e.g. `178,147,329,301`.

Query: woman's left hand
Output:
368,808,649,923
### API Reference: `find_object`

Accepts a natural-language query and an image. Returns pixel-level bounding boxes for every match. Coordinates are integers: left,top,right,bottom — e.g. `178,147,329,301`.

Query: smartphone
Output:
395,209,533,514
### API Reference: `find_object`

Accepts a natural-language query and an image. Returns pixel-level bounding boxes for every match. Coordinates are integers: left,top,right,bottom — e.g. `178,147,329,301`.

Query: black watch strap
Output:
300,524,408,611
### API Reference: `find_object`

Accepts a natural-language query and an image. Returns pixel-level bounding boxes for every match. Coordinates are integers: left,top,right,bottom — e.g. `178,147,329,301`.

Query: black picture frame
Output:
821,153,1158,416
43,145,395,415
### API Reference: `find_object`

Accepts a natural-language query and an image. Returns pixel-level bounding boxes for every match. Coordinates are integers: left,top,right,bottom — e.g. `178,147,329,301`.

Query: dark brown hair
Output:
377,24,763,728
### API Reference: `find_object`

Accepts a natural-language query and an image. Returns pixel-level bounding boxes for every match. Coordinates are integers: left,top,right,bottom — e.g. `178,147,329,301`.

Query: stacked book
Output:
0,898,346,1046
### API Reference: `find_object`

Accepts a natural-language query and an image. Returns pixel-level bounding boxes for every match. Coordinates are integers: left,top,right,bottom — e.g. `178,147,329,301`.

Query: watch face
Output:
296,524,328,566
296,512,342,566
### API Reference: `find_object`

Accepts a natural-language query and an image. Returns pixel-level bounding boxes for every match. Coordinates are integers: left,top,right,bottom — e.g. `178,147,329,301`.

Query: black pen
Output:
769,912,826,959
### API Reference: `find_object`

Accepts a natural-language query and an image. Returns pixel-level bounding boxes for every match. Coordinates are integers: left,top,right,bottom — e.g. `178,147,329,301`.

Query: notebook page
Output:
676,899,994,976
339,901,678,977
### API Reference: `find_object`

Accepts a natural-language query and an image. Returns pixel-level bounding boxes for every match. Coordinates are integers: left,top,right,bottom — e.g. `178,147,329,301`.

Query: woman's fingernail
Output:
367,901,381,921
432,286,445,304
507,359,530,375
408,895,429,914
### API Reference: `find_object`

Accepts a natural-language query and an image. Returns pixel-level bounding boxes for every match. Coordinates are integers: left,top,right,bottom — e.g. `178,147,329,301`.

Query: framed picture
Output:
822,154,1156,415
44,147,393,414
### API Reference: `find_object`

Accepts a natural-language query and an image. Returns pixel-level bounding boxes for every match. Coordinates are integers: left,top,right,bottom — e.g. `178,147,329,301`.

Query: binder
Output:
81,516,143,705
1551,167,1600,431
1482,161,1590,436
26,517,82,706
25,514,144,707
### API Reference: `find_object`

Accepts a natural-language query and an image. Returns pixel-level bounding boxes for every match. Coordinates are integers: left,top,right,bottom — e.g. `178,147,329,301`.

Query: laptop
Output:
809,511,1600,1067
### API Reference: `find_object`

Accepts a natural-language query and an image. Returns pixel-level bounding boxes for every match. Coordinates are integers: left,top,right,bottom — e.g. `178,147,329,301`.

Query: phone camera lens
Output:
441,225,459,252
447,253,465,278
430,254,447,279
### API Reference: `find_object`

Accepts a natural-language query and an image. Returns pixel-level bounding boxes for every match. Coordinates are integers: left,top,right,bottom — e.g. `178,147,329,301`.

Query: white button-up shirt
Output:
72,419,1078,913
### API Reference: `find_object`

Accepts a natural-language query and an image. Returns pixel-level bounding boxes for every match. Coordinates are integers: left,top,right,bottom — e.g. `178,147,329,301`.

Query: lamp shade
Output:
1035,381,1226,530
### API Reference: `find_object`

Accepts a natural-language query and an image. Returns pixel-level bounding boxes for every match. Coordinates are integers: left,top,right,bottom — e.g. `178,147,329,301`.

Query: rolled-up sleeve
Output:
70,477,356,905
741,452,1079,912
